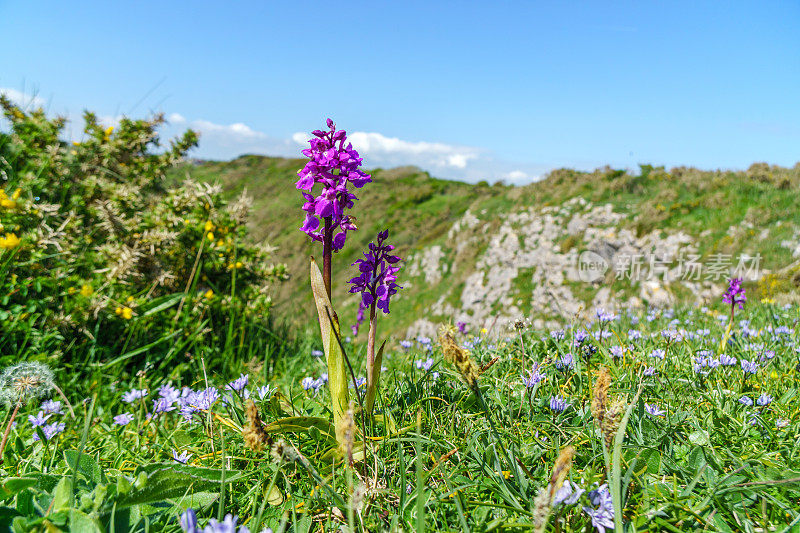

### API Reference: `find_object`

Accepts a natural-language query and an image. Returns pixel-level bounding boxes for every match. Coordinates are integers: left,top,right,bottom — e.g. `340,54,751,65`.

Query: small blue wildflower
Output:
40,400,63,415
643,367,656,376
555,352,575,371
739,396,753,406
256,385,273,400
172,450,192,464
227,374,249,393
645,403,665,417
28,411,51,427
311,349,324,357
549,395,569,413
399,340,413,350
552,480,584,507
583,483,615,533
113,413,134,426
649,349,665,360
32,421,65,441
122,388,148,403
740,359,759,374
521,363,544,388
415,358,434,371
756,393,772,406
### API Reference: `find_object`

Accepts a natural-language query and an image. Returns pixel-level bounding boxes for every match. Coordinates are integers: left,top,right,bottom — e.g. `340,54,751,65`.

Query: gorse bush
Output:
0,97,286,367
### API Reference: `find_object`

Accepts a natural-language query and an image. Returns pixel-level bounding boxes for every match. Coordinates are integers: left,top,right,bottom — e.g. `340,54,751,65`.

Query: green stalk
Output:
610,383,643,533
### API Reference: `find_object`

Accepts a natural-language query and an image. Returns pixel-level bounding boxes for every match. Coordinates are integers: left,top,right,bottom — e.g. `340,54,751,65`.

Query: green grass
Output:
3,301,800,531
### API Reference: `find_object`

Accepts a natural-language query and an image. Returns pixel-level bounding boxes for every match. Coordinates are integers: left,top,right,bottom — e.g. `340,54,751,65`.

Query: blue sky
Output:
2,1,798,183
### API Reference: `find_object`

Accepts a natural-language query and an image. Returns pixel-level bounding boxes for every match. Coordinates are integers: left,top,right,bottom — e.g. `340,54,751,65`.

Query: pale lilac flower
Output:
180,509,198,533
645,403,666,417
227,374,249,393
195,388,219,410
776,418,790,428
555,352,575,370
415,358,434,371
574,330,589,344
549,395,569,413
610,345,624,358
153,396,176,414
644,367,656,376
739,396,753,406
33,421,66,441
521,363,545,388
583,484,615,533
113,413,134,426
256,385,273,400
40,400,63,415
550,329,565,340
399,340,413,350
122,388,148,403
28,411,51,427
172,450,192,464
552,480,584,507
740,359,759,374
628,329,642,340
719,354,737,366
756,393,772,406
649,349,666,360
311,349,324,357
456,321,468,335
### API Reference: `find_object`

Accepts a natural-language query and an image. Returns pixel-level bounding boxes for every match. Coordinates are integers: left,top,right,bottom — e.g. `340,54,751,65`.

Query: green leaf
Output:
65,450,102,485
138,463,244,484
69,509,102,533
117,467,232,508
0,478,37,500
688,429,710,446
140,293,184,317
310,257,349,447
51,477,73,512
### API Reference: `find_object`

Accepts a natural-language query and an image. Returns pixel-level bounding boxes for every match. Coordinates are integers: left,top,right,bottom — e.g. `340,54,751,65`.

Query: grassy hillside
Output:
172,157,800,339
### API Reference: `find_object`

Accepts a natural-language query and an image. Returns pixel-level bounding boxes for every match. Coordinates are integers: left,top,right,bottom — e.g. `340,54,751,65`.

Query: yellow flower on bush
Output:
0,233,20,249
104,126,114,138
204,289,214,300
0,189,19,209
121,307,133,319
207,232,215,241
204,220,214,232
80,284,93,297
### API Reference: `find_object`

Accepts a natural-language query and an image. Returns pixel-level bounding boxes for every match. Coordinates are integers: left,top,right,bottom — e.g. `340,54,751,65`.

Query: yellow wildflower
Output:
204,289,214,300
0,233,20,249
104,126,114,137
204,220,214,232
235,261,243,269
207,232,215,241
80,284,93,297
121,307,133,320
126,296,134,303
115,307,123,315
11,189,21,200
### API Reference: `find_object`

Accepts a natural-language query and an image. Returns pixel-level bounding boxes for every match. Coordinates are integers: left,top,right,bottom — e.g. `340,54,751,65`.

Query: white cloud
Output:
291,130,480,171
168,112,186,124
0,88,46,108
191,119,267,141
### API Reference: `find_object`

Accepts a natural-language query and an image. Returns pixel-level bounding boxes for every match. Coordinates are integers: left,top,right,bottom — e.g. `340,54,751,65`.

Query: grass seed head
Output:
242,399,270,452
439,325,479,391
591,367,611,428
